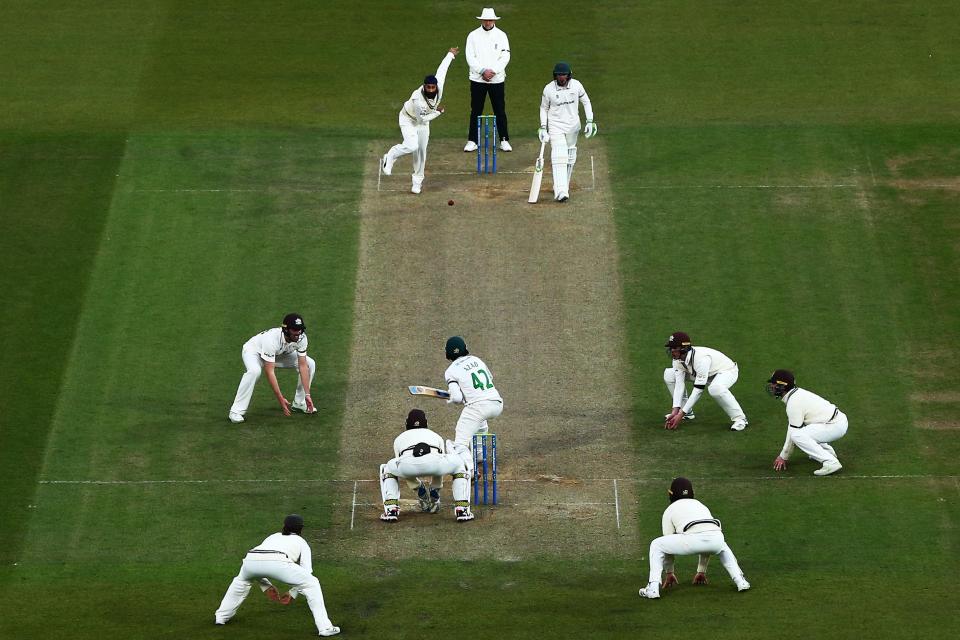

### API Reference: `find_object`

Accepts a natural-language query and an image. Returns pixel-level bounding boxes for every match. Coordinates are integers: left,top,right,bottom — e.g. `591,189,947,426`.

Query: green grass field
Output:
1,2,958,638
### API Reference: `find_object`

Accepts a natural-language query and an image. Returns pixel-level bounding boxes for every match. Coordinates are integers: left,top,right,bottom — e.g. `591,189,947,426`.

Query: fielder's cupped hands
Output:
265,586,292,605
305,395,316,413
693,572,709,585
661,572,679,589
773,456,787,471
664,408,683,430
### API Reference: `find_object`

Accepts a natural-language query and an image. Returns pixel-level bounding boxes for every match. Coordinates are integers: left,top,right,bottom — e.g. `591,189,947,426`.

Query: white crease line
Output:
350,481,358,531
38,474,957,485
613,479,621,530
631,183,861,190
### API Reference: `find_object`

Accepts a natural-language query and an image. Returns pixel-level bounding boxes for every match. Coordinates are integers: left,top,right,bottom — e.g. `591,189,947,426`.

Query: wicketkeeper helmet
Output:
668,477,694,503
445,336,469,360
406,409,428,430
767,369,796,398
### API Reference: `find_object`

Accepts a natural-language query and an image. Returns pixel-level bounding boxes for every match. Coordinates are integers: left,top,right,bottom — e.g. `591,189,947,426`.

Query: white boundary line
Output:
37,474,958,485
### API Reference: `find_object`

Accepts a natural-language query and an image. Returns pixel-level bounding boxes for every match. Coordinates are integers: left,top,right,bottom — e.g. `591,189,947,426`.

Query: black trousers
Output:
468,80,509,142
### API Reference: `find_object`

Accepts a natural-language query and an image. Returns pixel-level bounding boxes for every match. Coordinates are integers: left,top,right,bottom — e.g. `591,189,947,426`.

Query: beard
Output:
423,89,438,99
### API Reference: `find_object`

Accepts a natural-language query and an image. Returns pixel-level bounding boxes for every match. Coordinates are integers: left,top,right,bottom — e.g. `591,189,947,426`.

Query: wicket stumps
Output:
476,115,497,174
472,432,498,505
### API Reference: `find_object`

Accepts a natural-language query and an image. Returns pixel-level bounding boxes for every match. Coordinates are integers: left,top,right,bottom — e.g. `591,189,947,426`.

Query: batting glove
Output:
584,120,598,138
538,127,549,143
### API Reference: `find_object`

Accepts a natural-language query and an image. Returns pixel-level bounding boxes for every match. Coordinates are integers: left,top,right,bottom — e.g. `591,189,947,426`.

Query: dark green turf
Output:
1,2,959,639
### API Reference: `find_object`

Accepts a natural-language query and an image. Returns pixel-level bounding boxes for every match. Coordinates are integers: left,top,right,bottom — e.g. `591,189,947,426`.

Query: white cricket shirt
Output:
248,531,312,571
445,355,503,405
540,79,594,134
393,428,446,457
243,327,308,363
401,52,456,125
661,498,721,536
465,25,510,83
778,387,841,459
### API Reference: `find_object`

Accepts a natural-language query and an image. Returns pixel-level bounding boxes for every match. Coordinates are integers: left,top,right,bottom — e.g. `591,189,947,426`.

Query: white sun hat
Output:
476,8,501,20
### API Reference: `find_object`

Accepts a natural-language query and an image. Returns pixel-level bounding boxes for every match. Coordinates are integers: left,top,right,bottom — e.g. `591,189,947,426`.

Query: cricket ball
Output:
448,199,455,206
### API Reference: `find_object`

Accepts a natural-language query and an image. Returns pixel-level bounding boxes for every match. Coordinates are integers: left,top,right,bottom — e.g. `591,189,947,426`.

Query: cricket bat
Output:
408,385,450,399
528,141,546,203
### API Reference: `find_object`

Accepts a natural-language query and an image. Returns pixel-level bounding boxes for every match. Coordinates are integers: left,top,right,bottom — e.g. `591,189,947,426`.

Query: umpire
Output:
463,7,512,152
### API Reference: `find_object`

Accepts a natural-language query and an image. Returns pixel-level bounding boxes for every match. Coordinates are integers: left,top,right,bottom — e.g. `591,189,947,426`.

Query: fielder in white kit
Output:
639,478,751,599
381,47,459,194
442,336,503,479
538,61,597,202
228,313,316,423
663,331,748,431
379,409,475,523
215,514,340,636
768,369,848,476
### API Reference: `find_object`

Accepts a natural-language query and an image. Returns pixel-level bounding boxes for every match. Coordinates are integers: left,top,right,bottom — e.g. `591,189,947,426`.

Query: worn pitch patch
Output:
331,139,640,559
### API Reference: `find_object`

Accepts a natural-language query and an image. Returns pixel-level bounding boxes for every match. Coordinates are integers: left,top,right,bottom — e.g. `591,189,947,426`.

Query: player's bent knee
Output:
663,368,675,384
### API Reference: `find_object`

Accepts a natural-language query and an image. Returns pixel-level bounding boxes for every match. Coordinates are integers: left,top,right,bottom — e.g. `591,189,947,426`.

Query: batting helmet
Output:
282,313,306,341
282,513,304,535
406,409,428,430
766,369,796,398
665,332,692,356
553,61,572,79
668,477,694,503
445,336,469,360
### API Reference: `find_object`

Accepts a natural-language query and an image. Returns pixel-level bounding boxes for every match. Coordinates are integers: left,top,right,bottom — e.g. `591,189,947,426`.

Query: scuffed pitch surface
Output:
332,140,641,559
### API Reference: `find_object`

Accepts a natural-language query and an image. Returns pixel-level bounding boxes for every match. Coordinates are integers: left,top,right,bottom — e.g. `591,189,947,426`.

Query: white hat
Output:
476,8,501,20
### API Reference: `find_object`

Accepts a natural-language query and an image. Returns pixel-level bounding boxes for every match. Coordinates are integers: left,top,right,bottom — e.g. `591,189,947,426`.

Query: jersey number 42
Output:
471,370,494,390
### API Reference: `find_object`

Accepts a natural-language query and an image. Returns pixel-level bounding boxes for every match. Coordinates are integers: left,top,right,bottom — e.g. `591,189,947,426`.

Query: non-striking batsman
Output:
477,115,498,174
472,432,498,505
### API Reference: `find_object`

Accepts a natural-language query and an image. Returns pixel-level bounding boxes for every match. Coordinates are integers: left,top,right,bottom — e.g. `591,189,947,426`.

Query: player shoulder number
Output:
471,369,494,390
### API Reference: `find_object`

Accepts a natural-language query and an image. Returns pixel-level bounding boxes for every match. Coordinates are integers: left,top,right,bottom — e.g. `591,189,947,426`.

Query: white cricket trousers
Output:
549,129,579,198
215,556,334,632
647,530,746,585
452,399,503,472
386,117,430,187
663,366,746,421
230,350,315,416
380,452,469,505
788,411,848,464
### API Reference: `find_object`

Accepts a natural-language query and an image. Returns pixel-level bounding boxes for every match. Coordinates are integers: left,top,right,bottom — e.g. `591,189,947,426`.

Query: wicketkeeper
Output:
379,409,475,523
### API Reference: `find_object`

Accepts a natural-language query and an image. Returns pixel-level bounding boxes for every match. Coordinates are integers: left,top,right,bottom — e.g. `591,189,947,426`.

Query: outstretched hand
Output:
661,572,679,589
449,47,460,56
693,572,709,585
280,397,292,416
773,456,787,472
265,586,292,605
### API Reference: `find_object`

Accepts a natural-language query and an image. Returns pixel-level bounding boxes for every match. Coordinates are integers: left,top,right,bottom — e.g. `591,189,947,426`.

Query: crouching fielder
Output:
380,409,475,522
639,478,751,599
768,369,848,476
538,61,596,202
382,47,459,194
215,514,340,636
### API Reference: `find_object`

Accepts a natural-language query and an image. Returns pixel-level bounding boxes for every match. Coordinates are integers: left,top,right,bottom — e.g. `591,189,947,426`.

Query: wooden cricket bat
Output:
528,141,546,203
408,385,450,399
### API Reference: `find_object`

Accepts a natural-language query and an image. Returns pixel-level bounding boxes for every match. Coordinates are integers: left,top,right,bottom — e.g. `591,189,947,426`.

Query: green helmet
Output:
553,61,572,79
445,336,469,360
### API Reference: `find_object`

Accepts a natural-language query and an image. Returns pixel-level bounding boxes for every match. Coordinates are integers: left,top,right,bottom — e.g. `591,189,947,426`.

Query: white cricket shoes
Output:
814,460,842,476
730,418,748,432
555,193,569,202
463,141,478,152
380,507,399,522
500,140,513,152
318,626,341,637
638,582,660,599
381,153,394,176
411,183,422,194
291,400,317,414
736,578,751,592
455,506,475,522
228,412,244,424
